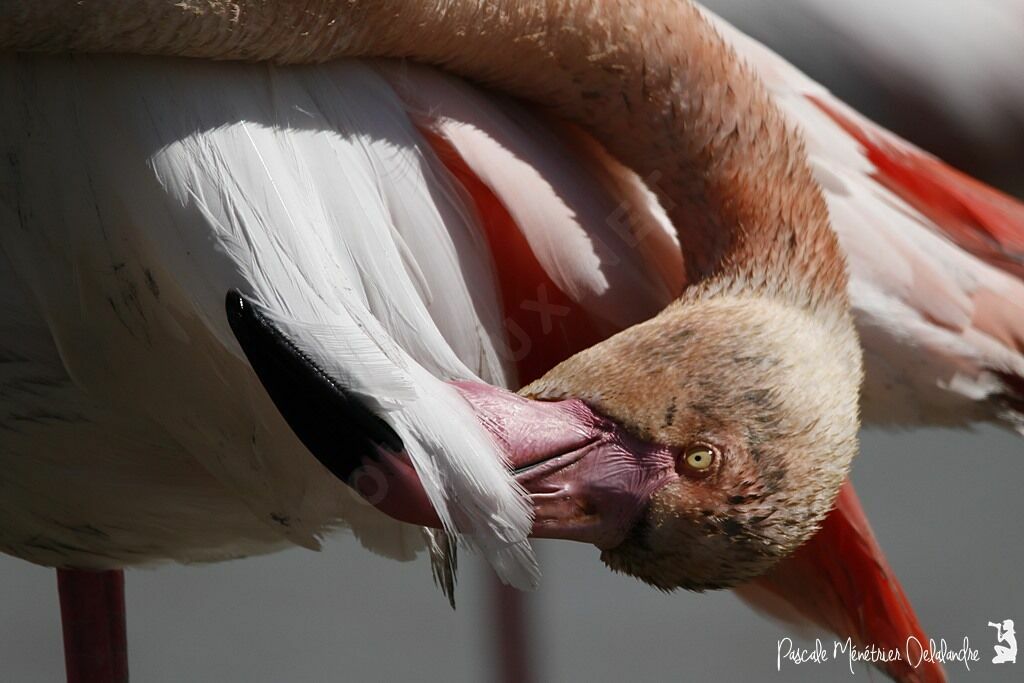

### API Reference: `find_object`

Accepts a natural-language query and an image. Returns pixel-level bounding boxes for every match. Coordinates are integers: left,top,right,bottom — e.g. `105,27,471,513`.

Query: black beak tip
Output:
224,289,404,481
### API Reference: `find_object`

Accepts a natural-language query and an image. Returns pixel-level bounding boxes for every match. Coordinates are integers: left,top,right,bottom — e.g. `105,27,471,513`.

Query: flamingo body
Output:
0,6,1023,683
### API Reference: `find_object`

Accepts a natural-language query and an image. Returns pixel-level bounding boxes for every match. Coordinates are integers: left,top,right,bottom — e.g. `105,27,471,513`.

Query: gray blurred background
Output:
2,428,1021,681
3,1,1023,681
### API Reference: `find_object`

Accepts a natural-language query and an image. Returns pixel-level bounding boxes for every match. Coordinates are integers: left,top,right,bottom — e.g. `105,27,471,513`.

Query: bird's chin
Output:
596,525,680,591
597,533,700,593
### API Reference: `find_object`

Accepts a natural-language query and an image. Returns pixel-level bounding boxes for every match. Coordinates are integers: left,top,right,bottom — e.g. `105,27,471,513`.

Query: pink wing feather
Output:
708,9,1024,432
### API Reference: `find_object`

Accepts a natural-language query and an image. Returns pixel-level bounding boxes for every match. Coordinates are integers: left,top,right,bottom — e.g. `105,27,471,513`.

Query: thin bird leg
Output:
56,569,129,683
492,578,534,683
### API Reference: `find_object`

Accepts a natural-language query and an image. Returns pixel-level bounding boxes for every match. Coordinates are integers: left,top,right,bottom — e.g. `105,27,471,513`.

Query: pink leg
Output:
492,577,533,683
56,569,129,683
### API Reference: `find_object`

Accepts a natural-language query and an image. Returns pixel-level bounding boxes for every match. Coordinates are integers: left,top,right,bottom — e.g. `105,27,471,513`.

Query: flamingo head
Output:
467,290,863,589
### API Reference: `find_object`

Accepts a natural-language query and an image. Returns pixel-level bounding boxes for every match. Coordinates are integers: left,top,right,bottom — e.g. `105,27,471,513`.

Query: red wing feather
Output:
421,127,607,386
814,96,1024,281
740,481,946,683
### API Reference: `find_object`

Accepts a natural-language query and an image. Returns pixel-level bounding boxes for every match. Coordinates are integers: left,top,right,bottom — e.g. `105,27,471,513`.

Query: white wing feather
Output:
0,55,539,582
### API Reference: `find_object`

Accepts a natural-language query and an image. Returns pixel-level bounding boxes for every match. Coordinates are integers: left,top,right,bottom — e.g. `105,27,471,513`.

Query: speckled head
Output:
515,286,863,590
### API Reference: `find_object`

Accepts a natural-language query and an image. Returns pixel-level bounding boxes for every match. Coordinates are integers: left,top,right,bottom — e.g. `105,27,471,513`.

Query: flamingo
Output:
1,2,1022,682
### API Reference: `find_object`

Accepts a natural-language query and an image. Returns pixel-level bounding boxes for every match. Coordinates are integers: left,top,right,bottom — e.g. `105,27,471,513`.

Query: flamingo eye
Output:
681,445,716,472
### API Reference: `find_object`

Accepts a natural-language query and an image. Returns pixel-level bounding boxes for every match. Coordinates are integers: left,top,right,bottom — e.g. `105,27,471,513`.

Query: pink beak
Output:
363,381,678,549
225,291,675,549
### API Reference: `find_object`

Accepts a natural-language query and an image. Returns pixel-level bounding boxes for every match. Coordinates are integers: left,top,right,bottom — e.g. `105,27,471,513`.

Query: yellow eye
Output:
683,446,715,471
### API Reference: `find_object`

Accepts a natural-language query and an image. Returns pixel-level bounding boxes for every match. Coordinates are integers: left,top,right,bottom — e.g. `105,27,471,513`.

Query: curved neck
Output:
3,0,845,309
